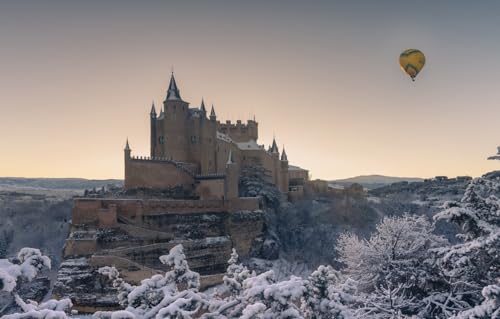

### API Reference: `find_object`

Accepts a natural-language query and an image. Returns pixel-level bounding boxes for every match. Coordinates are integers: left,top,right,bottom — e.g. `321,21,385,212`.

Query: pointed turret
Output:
270,137,279,154
124,138,131,160
210,104,217,121
150,101,157,118
281,146,288,161
200,98,206,113
166,73,182,100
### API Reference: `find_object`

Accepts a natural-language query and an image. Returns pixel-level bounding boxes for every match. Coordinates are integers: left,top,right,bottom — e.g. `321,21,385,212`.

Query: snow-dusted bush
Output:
0,248,72,318
239,164,283,208
0,248,51,293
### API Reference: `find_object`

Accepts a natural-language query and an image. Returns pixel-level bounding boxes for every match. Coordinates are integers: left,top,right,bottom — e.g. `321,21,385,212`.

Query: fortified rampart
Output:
71,197,259,226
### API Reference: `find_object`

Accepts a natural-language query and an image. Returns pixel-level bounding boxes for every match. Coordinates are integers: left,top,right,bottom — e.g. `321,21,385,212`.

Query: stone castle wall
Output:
125,157,195,190
72,197,260,226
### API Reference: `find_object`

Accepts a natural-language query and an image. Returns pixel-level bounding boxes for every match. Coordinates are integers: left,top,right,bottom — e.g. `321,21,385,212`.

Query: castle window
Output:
159,136,165,144
191,136,197,143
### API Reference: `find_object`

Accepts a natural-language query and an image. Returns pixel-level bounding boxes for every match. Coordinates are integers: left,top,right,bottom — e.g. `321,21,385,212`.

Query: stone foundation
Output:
56,196,265,311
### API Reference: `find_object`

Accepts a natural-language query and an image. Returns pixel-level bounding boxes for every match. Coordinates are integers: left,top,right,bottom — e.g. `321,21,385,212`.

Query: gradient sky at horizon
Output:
0,1,499,180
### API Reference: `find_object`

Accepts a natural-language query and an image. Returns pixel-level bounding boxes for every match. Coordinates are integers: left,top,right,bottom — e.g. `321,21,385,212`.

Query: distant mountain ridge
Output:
0,175,423,191
331,175,424,190
0,177,123,190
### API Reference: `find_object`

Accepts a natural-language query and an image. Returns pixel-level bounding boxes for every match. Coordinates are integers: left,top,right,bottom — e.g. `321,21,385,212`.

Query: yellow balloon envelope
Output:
399,49,426,81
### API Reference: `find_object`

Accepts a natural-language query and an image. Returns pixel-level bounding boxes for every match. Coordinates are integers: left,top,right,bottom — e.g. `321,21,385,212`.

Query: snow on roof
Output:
288,165,308,172
216,131,234,143
189,108,202,118
236,139,264,151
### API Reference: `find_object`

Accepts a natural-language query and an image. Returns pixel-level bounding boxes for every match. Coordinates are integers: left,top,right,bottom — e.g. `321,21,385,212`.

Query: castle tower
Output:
159,73,190,162
150,101,157,157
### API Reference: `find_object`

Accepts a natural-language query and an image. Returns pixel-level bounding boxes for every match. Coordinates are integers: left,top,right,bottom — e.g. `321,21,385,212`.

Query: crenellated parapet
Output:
217,119,258,142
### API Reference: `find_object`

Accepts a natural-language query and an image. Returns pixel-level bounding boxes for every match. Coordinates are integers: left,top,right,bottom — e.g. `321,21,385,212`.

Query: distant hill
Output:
331,175,424,190
0,177,123,191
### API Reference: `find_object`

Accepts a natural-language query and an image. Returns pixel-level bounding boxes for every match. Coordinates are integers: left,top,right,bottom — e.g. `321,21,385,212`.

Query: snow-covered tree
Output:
337,214,447,294
203,250,307,319
241,270,306,319
450,284,500,319
432,176,500,316
301,265,355,319
98,266,133,307
0,248,72,318
223,249,255,295
95,244,208,319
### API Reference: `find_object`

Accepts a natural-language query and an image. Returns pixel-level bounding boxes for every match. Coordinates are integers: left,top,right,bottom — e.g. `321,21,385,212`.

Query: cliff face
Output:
54,197,265,312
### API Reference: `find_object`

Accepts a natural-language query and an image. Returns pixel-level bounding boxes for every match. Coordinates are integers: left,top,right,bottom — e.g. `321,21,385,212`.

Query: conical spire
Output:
166,72,182,100
281,145,288,161
270,137,279,154
125,138,131,151
150,101,157,118
210,104,217,121
200,98,206,113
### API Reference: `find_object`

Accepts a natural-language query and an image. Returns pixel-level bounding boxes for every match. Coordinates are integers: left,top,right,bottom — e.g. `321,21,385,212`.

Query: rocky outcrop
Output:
52,258,120,313
55,205,265,312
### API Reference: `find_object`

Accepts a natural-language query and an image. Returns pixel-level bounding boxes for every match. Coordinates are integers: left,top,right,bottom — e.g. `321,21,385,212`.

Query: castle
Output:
55,74,310,311
124,73,309,199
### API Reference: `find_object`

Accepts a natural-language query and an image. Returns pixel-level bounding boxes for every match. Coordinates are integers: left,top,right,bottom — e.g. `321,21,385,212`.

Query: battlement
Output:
217,119,258,143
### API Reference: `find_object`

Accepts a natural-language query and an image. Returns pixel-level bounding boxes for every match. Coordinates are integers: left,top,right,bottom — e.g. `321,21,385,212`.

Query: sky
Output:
0,0,499,180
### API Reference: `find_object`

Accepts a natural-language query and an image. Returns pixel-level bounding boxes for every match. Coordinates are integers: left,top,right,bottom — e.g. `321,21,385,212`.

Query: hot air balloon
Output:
399,49,426,81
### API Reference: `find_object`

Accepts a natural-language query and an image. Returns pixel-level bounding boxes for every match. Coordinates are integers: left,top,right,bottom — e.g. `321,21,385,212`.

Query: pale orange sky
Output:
0,1,498,180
